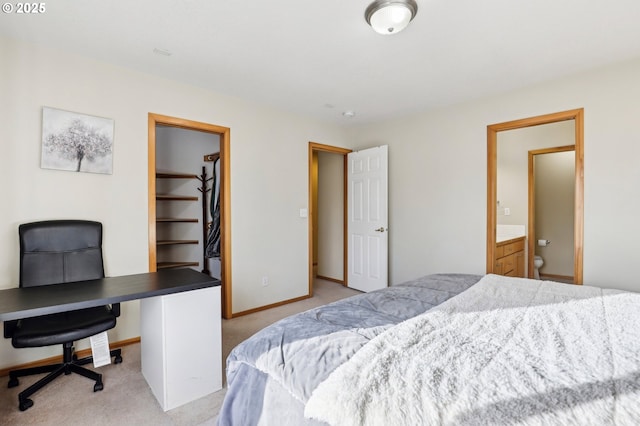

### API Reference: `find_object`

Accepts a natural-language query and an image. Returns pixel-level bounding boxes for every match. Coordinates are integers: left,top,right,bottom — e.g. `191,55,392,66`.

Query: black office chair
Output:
4,220,123,411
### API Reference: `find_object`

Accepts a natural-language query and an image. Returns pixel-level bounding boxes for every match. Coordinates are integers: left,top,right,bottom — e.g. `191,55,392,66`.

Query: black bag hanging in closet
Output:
205,158,221,258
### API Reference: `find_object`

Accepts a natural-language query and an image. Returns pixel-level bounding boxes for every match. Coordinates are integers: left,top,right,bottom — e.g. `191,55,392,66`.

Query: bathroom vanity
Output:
495,236,525,277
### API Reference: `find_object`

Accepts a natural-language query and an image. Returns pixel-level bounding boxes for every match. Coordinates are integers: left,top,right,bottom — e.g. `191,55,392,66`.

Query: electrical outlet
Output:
261,276,269,287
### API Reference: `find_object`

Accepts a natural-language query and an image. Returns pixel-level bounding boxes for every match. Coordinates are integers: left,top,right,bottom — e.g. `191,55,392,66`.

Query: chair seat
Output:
12,306,116,348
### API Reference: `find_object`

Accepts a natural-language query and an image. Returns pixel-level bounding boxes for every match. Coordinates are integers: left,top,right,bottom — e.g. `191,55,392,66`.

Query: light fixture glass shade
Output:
365,0,418,35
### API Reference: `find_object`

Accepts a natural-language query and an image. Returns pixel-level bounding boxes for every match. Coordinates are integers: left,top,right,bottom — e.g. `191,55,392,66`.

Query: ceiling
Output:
2,0,640,125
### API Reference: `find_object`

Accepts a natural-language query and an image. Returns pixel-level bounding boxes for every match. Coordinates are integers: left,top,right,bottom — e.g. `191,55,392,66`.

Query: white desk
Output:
0,269,222,411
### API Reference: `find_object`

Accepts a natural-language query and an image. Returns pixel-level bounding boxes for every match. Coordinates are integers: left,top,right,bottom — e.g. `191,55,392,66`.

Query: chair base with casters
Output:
8,342,123,411
5,302,123,411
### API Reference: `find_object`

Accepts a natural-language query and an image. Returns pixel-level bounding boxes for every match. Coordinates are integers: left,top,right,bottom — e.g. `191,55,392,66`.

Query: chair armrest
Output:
4,320,18,338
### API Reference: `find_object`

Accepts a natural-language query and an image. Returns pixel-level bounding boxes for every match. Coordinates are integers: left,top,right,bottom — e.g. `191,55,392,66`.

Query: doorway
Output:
487,109,584,284
308,142,351,296
148,113,232,318
528,146,575,282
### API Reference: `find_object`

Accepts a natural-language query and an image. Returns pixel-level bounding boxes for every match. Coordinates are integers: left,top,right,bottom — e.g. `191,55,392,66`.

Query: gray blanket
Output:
217,273,482,426
306,274,640,425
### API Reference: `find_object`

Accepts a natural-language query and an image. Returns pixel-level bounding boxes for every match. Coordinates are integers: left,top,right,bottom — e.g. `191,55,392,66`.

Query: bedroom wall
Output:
346,56,640,293
0,36,350,369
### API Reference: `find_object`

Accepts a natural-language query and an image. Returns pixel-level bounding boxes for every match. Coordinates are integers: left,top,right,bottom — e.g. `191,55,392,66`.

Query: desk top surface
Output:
0,268,220,321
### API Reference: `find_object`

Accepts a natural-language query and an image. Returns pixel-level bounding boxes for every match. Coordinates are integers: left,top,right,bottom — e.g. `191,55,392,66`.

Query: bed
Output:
217,273,640,425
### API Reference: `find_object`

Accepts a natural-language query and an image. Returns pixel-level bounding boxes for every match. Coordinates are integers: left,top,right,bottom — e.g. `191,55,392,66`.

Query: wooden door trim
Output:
527,145,576,279
148,113,233,318
308,142,352,296
487,108,584,284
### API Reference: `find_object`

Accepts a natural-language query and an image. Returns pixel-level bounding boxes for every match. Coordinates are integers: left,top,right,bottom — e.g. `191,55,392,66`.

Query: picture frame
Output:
41,106,114,174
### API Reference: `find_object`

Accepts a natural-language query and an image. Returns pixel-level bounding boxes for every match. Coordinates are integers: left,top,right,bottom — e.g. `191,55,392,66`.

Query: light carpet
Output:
0,279,359,425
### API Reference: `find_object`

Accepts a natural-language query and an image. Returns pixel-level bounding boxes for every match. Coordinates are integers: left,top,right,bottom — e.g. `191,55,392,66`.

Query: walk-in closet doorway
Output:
148,113,232,319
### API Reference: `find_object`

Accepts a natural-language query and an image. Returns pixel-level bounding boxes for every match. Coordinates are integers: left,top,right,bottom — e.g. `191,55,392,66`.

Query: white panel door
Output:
347,145,388,292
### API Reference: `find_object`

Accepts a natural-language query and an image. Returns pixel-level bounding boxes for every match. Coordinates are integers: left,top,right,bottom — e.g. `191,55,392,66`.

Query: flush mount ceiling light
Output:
365,0,418,35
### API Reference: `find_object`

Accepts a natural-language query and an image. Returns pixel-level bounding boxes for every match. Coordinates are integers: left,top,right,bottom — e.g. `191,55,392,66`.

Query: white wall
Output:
0,36,350,368
347,56,640,292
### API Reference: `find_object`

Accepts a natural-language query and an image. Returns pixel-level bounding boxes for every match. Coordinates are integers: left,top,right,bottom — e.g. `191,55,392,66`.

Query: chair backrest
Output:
19,220,105,288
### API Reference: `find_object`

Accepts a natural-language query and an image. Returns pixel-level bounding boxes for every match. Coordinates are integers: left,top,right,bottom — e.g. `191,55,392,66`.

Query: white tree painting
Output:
41,107,114,174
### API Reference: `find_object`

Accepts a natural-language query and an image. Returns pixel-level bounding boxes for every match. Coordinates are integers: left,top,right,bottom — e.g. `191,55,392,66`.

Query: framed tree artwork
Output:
41,107,114,174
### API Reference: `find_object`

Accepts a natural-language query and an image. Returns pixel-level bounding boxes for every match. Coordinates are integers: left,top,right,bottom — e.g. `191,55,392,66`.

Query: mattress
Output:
217,273,482,426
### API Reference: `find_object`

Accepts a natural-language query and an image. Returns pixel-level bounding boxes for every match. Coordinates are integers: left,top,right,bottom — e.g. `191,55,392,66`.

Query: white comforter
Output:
304,274,640,425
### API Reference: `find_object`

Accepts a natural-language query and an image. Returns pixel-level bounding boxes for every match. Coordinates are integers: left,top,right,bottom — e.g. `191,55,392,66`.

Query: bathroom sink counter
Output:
496,234,525,244
496,224,525,243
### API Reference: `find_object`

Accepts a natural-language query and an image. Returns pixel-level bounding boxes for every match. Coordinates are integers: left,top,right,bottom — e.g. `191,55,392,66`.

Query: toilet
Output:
533,255,544,280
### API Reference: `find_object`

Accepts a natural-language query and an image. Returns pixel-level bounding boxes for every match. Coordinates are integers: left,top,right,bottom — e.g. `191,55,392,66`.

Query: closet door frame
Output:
148,113,232,319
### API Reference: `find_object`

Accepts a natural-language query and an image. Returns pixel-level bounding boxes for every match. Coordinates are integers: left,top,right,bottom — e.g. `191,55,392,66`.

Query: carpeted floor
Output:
0,279,360,425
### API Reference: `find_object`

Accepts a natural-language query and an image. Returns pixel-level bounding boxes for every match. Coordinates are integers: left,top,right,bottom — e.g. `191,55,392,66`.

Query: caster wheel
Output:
19,399,34,411
94,382,104,392
8,377,19,388
114,355,123,364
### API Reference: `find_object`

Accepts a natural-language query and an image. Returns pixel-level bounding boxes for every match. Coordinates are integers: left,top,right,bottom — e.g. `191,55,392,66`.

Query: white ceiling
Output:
2,0,640,125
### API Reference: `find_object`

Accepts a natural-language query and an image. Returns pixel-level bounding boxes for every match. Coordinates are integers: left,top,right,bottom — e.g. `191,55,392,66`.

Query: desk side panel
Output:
140,295,168,408
141,286,222,411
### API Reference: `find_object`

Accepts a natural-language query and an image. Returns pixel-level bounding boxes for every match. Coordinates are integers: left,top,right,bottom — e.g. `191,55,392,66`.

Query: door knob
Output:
374,227,386,232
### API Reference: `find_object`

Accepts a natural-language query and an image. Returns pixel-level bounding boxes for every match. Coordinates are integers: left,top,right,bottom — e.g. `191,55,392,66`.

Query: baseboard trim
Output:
0,337,140,378
316,275,345,285
232,294,311,318
231,277,349,318
540,273,575,283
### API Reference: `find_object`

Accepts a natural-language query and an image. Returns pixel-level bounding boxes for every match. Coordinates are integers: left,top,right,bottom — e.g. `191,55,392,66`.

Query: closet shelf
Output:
156,194,199,201
153,163,214,277
156,171,198,179
157,239,199,246
157,261,200,269
156,218,199,223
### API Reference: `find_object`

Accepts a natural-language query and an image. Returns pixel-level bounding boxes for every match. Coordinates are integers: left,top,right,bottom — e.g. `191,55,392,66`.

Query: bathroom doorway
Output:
487,108,584,284
528,146,575,282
